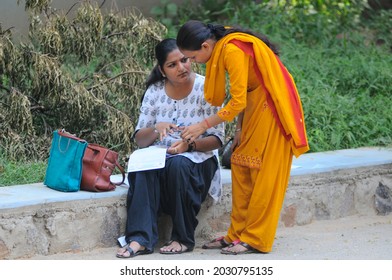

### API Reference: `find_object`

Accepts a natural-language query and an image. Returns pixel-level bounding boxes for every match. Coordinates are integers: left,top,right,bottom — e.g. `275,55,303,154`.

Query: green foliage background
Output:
1,1,167,161
1,0,391,186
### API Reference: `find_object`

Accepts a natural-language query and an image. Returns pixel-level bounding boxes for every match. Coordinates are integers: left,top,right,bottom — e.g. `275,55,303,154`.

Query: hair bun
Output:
206,23,215,32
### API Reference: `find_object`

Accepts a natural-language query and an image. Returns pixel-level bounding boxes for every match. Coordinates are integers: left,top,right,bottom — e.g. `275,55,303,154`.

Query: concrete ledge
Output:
1,147,392,259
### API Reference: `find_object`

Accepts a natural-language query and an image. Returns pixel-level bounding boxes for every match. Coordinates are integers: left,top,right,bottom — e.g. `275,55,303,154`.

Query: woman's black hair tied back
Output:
177,20,278,53
206,23,215,33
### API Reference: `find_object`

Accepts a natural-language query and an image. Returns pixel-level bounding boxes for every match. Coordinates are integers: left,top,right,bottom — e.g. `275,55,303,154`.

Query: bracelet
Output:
153,124,159,134
187,141,196,152
235,128,242,132
153,125,159,139
204,119,211,129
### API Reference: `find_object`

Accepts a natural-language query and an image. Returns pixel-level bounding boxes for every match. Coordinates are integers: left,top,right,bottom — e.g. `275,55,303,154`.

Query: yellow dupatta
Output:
204,33,309,157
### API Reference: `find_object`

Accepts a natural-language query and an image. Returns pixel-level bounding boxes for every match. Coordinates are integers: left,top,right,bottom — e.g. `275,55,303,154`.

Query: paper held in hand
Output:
127,146,167,172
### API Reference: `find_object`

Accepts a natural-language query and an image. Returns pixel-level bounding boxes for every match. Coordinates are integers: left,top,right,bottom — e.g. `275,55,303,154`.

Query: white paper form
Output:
127,146,168,172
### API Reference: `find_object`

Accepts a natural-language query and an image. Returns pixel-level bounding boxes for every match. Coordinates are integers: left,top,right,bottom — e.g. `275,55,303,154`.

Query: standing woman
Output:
177,20,309,254
116,38,224,258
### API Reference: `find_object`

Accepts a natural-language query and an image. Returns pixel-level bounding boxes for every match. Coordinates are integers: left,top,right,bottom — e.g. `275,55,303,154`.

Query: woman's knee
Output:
166,156,193,174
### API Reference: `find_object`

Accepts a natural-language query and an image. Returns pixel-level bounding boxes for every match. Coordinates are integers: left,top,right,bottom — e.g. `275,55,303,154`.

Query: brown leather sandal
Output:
202,236,230,249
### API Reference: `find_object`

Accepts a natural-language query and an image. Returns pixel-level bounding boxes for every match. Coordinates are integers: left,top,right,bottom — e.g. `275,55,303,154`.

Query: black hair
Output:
145,38,179,90
176,20,279,55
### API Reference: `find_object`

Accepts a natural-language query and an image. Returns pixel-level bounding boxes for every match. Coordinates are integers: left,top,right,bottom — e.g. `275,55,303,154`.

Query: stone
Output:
0,239,9,259
375,182,392,215
281,204,297,227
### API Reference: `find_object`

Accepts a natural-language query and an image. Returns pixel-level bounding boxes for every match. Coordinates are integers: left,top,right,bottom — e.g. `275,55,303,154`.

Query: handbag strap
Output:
57,129,84,142
111,160,126,186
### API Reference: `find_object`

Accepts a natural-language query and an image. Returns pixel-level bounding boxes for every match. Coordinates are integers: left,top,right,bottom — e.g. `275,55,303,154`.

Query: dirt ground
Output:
27,214,392,260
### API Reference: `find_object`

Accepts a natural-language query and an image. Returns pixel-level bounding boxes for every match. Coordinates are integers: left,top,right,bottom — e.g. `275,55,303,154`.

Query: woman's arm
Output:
169,134,222,154
193,135,222,152
134,127,159,148
181,44,249,142
133,86,159,148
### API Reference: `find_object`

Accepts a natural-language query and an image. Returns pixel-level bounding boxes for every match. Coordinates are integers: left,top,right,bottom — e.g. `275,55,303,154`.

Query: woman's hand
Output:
155,122,179,141
167,141,189,154
181,122,206,143
231,130,242,152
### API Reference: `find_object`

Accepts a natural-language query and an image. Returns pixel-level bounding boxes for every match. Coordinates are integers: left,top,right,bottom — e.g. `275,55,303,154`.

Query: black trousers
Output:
125,155,218,251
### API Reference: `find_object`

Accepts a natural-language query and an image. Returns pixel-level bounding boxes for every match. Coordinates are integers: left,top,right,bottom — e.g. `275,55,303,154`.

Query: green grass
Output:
280,42,392,152
0,157,47,187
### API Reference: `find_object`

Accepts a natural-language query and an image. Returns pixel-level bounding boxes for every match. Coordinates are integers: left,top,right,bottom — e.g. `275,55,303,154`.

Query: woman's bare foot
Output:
116,241,145,258
221,241,259,255
221,243,248,254
159,240,192,254
202,236,230,249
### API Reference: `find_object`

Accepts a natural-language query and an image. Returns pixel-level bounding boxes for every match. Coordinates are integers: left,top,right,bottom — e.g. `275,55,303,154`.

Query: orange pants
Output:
227,139,292,252
227,86,293,253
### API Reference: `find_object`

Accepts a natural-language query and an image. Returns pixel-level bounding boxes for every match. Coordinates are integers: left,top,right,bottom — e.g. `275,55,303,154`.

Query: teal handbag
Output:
44,129,88,192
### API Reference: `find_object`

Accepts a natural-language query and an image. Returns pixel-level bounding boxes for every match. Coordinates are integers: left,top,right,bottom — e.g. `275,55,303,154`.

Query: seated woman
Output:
116,38,225,258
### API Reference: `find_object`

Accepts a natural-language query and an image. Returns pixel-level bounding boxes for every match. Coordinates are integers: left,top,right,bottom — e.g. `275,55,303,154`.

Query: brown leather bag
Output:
80,143,125,192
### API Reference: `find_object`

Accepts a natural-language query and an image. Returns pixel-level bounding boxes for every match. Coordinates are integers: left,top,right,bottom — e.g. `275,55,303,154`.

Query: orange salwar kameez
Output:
204,33,309,252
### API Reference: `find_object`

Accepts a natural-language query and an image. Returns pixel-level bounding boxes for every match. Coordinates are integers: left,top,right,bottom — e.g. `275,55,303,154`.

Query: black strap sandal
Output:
159,240,194,254
202,236,230,249
221,241,260,255
116,245,153,258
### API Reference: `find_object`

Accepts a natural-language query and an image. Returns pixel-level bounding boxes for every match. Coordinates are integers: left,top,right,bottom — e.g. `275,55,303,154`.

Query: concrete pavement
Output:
26,214,392,260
